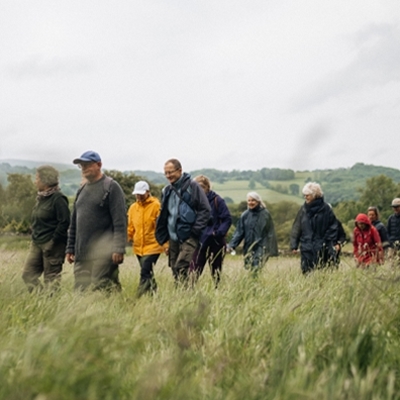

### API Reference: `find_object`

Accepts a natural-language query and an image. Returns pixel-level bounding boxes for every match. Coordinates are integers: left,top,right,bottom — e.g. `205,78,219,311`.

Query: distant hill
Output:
1,160,400,204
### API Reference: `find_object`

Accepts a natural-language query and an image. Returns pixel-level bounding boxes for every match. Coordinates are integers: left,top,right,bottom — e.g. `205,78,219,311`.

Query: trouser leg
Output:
208,238,225,287
92,259,121,291
189,243,208,281
137,254,159,296
169,237,198,284
42,240,66,290
73,260,92,291
22,242,44,292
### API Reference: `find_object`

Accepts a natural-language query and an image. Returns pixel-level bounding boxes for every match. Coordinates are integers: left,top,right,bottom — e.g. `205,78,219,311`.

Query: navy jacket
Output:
387,213,400,246
200,191,232,244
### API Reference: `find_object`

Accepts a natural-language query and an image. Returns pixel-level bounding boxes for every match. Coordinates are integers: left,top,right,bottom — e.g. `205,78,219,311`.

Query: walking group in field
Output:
21,150,400,294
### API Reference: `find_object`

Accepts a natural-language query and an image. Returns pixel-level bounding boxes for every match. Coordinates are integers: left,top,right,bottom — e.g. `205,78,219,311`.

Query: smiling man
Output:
156,158,210,285
66,150,127,291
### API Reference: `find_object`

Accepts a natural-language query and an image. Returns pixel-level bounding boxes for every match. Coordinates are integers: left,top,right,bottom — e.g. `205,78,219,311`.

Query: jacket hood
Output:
355,213,371,226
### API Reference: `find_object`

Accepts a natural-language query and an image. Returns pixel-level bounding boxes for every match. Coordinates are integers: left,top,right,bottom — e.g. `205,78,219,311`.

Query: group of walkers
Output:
21,150,400,295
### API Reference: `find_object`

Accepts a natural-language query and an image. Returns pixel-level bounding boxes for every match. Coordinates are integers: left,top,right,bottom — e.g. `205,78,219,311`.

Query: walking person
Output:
386,198,400,262
66,151,127,291
290,182,338,274
227,192,278,274
22,165,70,292
189,175,232,287
155,159,211,285
353,213,384,268
367,206,390,251
127,181,165,296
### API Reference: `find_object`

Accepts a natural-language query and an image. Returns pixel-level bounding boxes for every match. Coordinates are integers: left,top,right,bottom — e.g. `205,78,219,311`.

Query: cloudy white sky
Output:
1,0,400,173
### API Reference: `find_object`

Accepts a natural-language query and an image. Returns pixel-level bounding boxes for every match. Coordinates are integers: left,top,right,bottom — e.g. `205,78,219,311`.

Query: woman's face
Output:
367,210,377,222
197,182,209,193
247,197,259,209
304,193,314,204
35,173,46,191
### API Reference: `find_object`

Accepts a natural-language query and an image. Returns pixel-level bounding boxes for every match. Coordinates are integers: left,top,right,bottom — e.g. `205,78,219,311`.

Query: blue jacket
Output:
155,173,211,244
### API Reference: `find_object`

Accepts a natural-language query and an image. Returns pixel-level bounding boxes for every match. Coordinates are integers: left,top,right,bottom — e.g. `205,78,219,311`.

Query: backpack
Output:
74,175,113,208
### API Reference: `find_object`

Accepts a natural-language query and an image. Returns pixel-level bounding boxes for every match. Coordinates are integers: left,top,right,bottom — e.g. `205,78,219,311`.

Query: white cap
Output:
132,181,149,195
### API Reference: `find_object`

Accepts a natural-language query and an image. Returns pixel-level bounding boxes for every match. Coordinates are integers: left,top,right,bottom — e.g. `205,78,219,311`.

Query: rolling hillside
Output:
1,160,400,204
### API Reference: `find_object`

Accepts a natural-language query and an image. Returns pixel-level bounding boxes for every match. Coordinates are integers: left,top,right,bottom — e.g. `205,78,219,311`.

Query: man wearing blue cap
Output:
66,150,127,291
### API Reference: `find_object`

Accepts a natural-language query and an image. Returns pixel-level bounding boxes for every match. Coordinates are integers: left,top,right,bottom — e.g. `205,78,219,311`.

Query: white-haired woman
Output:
290,182,338,274
227,192,278,272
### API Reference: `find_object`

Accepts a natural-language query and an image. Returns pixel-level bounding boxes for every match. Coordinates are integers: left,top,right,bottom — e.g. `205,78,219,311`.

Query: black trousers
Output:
136,254,160,295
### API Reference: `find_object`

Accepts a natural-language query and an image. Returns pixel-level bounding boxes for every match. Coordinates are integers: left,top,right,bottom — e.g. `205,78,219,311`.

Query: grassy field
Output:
1,238,400,399
212,180,304,205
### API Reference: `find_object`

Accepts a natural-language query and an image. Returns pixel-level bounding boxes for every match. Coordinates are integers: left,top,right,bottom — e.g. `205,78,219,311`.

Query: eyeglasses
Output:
164,169,179,176
392,205,400,209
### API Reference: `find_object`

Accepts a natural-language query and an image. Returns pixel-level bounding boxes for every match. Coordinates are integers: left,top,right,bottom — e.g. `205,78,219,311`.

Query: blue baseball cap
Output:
73,150,101,164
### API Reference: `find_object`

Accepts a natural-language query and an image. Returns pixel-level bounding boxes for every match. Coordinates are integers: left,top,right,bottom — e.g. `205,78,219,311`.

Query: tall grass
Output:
1,240,400,399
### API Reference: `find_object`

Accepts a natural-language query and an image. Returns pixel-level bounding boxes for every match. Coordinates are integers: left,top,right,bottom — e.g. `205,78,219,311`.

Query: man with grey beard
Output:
66,151,127,291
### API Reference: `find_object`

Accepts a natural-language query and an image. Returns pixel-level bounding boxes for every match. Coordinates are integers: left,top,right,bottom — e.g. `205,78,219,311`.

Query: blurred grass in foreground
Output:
1,241,400,399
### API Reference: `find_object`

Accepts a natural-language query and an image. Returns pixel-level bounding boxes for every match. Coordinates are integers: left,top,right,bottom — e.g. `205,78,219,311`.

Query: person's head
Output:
164,158,182,184
367,206,380,222
132,180,150,203
35,165,59,191
355,213,371,231
247,191,266,209
302,182,323,204
73,150,102,183
194,175,211,193
391,198,400,215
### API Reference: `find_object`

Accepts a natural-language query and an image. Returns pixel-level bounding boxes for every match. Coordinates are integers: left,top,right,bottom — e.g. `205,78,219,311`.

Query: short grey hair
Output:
302,182,323,199
36,165,59,187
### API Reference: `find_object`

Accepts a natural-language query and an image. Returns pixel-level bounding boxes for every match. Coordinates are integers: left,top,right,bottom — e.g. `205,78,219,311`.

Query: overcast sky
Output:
1,0,400,173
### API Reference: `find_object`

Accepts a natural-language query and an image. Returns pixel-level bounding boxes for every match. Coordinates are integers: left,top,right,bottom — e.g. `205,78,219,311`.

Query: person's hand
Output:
66,253,75,264
292,249,299,255
164,247,169,256
112,253,124,264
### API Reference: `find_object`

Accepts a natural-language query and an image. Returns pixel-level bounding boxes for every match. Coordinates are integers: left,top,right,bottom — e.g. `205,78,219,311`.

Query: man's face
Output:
164,162,182,184
78,161,102,183
393,205,400,215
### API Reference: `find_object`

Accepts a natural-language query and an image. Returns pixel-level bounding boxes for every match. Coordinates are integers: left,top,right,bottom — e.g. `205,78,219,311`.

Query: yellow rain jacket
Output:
127,196,165,256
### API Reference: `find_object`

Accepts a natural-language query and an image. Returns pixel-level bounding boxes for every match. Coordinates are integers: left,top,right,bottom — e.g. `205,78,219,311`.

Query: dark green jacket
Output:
229,205,278,268
31,191,70,244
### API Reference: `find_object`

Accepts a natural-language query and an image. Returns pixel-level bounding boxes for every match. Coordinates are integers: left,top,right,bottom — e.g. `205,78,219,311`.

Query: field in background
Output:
1,238,400,399
212,179,304,204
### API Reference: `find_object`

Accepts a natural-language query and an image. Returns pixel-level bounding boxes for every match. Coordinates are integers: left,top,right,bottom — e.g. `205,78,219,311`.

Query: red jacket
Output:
353,213,383,266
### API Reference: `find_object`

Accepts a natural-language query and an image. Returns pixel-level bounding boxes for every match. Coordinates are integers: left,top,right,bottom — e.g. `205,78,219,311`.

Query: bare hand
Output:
292,249,299,255
112,253,124,264
164,247,169,256
66,253,75,264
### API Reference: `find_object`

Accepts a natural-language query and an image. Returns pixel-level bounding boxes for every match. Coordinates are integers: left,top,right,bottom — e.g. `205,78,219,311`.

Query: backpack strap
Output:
99,176,113,207
74,175,113,207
